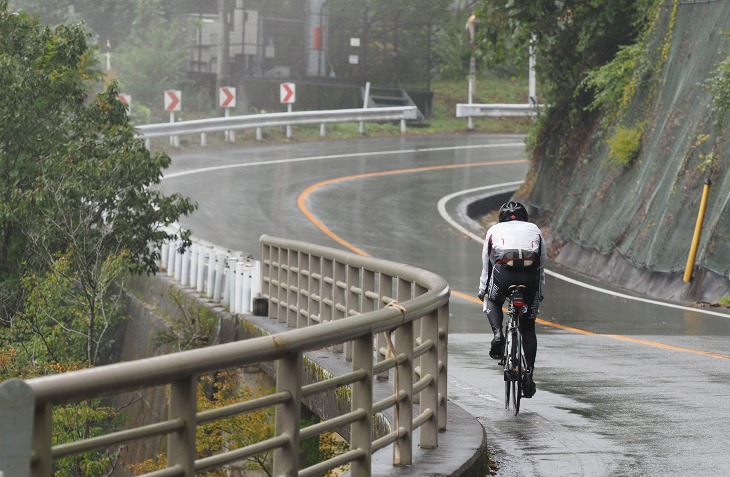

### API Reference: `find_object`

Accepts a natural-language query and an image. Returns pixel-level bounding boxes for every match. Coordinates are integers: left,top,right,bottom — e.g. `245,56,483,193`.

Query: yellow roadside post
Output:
683,178,712,283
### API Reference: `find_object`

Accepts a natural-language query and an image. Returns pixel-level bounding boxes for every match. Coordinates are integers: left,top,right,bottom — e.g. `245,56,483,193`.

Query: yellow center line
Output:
297,162,730,361
297,160,527,257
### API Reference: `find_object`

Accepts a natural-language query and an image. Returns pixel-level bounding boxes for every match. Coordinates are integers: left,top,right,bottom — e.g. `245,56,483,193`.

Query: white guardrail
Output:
455,103,543,118
137,106,419,148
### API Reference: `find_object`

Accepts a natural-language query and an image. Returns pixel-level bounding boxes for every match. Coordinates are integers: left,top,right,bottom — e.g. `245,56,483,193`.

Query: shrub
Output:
607,124,643,167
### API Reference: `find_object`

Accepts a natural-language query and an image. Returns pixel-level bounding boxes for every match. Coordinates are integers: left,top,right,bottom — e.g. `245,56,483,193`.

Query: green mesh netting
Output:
530,1,730,278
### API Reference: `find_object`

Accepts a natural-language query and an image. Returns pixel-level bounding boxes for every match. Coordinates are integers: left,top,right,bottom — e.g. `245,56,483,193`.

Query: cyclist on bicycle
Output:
477,201,546,398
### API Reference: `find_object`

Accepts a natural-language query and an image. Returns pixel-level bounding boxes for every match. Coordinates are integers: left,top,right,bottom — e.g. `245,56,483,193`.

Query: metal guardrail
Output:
137,106,419,148
0,235,450,477
455,103,543,118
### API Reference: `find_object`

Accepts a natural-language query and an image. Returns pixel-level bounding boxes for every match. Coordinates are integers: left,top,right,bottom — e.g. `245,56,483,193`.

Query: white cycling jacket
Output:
479,220,547,294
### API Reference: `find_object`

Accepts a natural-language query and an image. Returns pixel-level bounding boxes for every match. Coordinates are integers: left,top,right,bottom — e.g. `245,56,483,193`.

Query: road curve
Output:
163,135,730,476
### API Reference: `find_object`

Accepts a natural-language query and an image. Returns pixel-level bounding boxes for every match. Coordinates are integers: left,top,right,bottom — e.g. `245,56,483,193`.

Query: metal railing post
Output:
332,260,347,353
351,334,374,477
394,319,413,466
287,249,300,328
419,308,439,448
308,254,322,324
296,251,309,328
376,273,393,380
438,303,449,430
321,257,334,324
31,401,52,477
345,264,361,361
0,379,35,477
394,277,413,466
273,354,302,476
168,377,196,476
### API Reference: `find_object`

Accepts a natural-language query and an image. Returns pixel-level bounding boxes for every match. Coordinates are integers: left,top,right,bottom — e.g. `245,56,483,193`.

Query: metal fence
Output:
0,235,450,476
137,106,418,148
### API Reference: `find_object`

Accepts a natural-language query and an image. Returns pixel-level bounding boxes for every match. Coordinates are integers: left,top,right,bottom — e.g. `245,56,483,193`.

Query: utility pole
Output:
217,0,231,93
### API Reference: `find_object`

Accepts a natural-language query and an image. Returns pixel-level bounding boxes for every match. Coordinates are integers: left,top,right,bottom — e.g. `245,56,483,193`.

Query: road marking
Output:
297,160,528,257
440,184,730,320
163,142,526,179
300,168,730,360
165,142,730,359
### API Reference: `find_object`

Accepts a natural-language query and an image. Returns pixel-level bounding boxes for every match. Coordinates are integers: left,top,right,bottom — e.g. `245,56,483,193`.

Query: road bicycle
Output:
501,284,528,415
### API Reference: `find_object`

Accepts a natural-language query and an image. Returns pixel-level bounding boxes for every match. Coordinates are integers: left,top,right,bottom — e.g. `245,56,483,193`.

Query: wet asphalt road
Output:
162,134,730,476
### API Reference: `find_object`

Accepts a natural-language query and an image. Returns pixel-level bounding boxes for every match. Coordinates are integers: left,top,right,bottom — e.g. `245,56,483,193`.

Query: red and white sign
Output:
118,94,131,106
280,83,296,104
164,90,181,112
219,86,236,108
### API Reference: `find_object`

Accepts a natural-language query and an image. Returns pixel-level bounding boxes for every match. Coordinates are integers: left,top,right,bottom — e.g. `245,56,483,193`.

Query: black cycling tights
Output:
486,303,537,371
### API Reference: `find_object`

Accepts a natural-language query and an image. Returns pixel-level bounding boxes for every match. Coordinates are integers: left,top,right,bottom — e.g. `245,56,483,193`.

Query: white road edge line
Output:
163,142,526,179
438,183,730,319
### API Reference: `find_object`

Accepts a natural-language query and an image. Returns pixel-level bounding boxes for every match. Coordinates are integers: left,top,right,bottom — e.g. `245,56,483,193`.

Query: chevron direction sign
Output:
164,90,181,112
280,83,296,104
219,86,236,108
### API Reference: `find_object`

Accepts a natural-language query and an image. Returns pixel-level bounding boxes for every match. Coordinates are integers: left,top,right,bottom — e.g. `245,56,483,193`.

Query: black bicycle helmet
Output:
498,201,528,222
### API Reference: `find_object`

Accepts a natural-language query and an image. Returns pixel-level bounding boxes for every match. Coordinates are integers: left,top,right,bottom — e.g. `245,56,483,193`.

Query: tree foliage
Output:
0,3,196,363
474,0,659,165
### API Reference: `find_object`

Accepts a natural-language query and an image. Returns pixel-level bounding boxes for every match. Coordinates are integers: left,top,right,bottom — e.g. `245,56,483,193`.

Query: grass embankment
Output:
149,76,533,150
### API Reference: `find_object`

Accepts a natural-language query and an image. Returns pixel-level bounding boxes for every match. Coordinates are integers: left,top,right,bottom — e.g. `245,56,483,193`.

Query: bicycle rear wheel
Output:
514,331,523,415
503,332,512,409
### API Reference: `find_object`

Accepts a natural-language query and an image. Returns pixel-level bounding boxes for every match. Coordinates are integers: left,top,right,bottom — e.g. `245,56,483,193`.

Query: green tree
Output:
0,4,196,364
472,0,658,166
114,0,196,120
9,0,137,44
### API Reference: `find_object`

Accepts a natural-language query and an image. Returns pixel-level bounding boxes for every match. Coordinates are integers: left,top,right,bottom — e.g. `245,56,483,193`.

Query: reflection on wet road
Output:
164,135,730,476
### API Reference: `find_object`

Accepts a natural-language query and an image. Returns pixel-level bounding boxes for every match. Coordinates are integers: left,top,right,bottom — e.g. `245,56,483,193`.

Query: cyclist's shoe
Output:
489,335,504,360
522,369,536,398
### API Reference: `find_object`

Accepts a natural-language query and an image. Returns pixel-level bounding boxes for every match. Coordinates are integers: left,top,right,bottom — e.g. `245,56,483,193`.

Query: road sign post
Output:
280,83,296,139
164,90,182,147
219,86,237,143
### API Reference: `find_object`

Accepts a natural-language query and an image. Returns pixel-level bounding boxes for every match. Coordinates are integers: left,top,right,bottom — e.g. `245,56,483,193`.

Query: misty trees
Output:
0,5,196,368
473,0,658,163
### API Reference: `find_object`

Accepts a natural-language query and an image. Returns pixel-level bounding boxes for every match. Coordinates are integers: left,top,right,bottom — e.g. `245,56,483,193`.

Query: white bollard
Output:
160,242,169,270
167,241,176,277
197,247,208,293
206,251,216,298
189,245,198,289
181,247,190,287
213,253,226,303
242,263,253,313
235,262,245,313
174,241,183,282
250,261,262,311
223,258,238,309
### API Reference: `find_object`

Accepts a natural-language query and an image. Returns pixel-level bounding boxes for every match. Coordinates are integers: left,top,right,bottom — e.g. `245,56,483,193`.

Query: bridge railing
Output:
0,235,450,477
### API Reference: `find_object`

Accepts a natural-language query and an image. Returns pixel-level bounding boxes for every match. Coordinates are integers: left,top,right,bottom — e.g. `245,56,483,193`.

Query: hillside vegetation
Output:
521,1,729,303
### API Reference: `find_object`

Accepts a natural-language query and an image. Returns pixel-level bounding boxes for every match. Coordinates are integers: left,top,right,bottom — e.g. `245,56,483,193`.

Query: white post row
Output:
157,237,261,314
